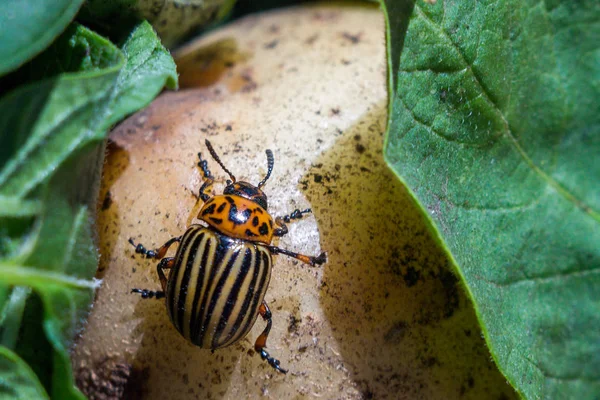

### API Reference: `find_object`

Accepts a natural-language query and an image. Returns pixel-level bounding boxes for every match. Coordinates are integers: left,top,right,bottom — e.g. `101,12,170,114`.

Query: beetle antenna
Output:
205,139,236,182
257,149,274,188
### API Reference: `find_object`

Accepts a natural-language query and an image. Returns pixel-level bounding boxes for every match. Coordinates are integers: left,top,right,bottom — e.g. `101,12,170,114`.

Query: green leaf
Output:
0,20,177,399
104,21,178,128
0,287,31,349
0,24,124,198
0,0,84,76
381,0,600,398
0,346,49,400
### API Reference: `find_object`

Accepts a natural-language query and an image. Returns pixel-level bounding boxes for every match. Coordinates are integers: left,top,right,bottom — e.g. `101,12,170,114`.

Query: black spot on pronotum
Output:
252,216,259,227
209,217,223,224
217,202,227,213
202,203,216,215
229,206,252,225
259,223,269,236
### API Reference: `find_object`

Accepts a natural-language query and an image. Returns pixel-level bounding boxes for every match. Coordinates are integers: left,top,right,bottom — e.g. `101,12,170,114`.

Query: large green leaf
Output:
381,0,599,398
0,346,49,399
0,0,84,75
0,21,177,399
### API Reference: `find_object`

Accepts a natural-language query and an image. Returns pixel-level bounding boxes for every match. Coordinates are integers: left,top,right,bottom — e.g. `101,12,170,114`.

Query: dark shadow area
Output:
94,139,129,280
305,104,517,399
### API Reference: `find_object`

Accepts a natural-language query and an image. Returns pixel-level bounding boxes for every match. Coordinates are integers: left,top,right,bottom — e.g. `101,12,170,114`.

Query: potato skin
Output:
72,4,516,400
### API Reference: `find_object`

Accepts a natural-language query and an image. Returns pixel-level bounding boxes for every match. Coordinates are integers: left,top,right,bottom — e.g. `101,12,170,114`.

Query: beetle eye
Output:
226,179,232,185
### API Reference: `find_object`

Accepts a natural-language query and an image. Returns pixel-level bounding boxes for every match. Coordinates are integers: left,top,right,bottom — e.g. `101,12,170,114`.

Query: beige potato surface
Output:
72,3,516,399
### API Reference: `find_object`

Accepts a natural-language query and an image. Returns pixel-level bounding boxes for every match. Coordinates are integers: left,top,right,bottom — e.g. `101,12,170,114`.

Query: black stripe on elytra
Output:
255,208,264,214
222,245,263,345
167,227,198,328
212,247,254,348
245,229,257,237
268,219,273,228
194,236,240,345
188,232,214,343
209,217,223,225
201,203,216,216
176,231,205,333
225,196,235,204
217,202,227,213
236,248,271,344
259,222,269,236
202,243,243,349
252,216,259,227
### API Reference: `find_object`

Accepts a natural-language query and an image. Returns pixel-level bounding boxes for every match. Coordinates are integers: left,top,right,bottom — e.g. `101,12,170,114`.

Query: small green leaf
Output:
0,346,49,400
0,0,84,75
382,0,599,398
0,287,31,349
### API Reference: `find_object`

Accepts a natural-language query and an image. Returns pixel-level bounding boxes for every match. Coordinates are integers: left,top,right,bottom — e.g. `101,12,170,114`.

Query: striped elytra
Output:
166,224,272,350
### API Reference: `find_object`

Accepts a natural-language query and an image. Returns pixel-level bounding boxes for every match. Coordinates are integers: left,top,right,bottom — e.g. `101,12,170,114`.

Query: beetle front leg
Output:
273,208,312,237
266,245,326,266
197,151,215,202
128,236,181,260
255,301,287,374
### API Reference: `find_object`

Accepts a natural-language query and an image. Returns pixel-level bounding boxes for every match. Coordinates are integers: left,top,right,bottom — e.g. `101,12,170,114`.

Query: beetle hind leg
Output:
255,302,287,374
266,245,327,266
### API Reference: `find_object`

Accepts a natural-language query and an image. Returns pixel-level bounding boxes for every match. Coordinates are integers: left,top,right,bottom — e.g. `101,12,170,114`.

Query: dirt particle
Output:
384,321,408,343
264,40,278,49
305,34,319,45
403,266,420,287
439,268,460,319
355,143,366,154
101,191,113,211
341,32,362,44
76,358,138,400
288,315,301,333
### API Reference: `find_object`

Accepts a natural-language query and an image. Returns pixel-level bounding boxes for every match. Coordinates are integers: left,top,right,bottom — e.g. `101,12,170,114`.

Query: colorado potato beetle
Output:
129,139,326,373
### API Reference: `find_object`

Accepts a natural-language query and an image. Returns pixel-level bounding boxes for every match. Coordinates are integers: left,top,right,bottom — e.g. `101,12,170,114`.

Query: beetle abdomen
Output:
166,225,272,349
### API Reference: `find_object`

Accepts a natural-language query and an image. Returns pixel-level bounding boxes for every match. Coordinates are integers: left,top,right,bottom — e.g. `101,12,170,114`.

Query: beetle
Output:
129,139,326,374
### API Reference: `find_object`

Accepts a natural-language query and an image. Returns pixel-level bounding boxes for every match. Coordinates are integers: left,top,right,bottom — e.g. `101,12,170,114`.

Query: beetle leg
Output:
156,257,175,291
131,257,175,299
255,301,287,374
273,208,312,237
197,151,215,202
128,236,181,260
266,246,327,267
131,288,165,299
